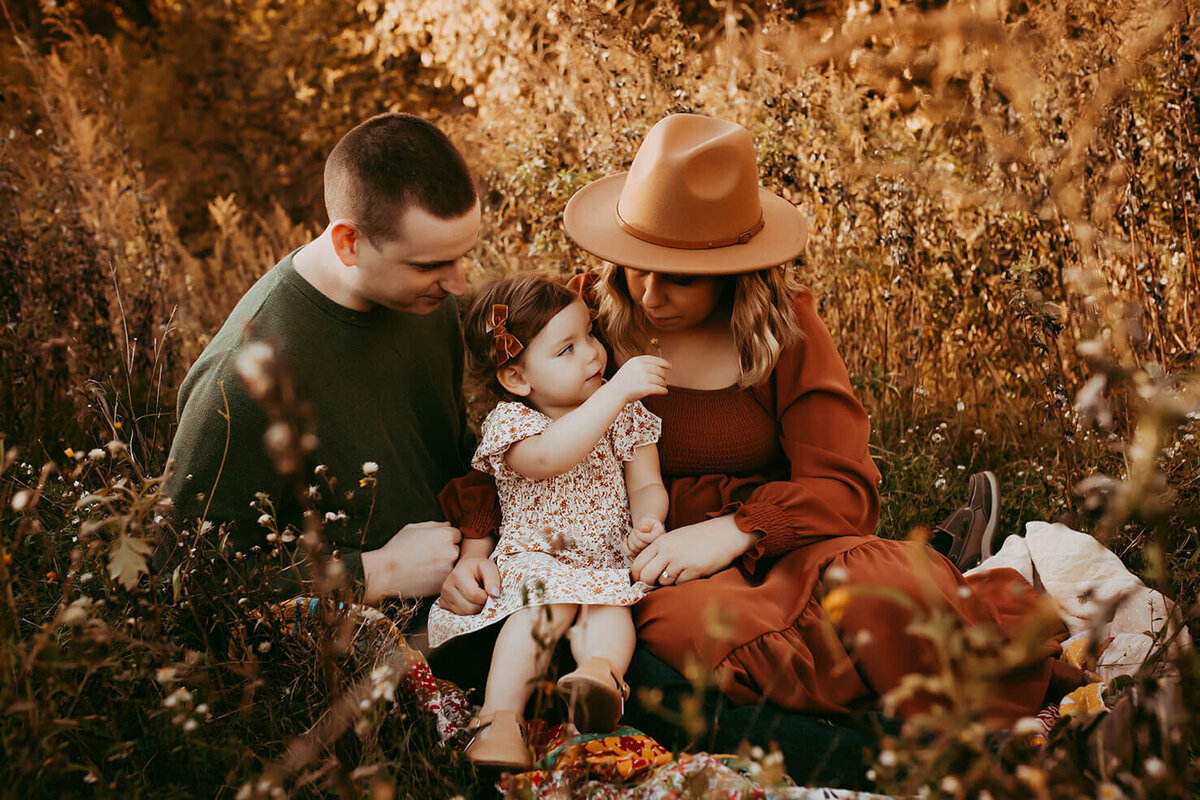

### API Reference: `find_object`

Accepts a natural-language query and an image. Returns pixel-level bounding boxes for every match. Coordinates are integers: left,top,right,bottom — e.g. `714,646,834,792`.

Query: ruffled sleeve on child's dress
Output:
609,401,662,462
470,401,551,481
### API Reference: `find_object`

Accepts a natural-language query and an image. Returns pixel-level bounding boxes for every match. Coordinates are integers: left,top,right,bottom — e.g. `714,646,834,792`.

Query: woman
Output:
436,114,1082,778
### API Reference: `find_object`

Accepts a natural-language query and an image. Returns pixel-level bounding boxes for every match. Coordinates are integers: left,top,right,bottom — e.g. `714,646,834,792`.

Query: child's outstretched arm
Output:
623,444,668,558
438,535,501,615
505,355,669,480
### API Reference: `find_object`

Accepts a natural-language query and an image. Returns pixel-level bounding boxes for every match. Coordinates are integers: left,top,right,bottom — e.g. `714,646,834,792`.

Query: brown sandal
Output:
556,656,630,734
464,710,532,771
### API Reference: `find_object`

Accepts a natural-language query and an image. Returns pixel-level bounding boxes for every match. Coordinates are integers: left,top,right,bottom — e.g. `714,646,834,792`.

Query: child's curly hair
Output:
463,271,579,406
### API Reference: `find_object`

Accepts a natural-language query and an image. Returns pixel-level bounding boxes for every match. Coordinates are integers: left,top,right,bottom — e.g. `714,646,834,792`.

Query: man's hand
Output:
624,516,665,559
361,521,461,604
438,556,502,615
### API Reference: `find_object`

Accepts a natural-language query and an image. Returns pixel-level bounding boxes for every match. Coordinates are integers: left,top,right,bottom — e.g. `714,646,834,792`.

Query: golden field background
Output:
1,0,1197,796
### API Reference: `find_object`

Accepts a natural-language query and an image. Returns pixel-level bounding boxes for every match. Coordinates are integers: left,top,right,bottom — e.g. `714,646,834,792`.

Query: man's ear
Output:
496,364,532,397
330,220,360,266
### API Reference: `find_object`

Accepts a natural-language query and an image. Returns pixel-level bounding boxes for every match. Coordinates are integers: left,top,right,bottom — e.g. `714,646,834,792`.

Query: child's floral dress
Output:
427,400,660,648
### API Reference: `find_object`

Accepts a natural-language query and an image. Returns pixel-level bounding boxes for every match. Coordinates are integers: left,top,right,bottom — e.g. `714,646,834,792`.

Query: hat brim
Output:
563,173,809,275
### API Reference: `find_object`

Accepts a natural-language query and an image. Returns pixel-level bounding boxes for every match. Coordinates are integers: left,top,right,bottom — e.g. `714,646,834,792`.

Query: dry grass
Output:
1,0,1198,796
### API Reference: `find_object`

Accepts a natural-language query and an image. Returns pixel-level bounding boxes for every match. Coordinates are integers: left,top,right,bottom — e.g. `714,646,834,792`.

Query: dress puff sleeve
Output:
609,401,662,462
470,402,551,481
729,289,882,570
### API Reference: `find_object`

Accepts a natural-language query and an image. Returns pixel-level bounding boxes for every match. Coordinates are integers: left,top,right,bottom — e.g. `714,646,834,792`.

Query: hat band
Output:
614,206,765,250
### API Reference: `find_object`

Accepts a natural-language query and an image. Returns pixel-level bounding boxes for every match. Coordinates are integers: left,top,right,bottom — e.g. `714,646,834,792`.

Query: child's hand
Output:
624,517,666,559
438,556,502,615
607,355,670,404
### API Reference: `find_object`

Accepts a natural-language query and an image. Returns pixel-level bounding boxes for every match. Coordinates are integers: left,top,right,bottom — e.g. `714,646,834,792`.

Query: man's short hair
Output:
324,113,477,244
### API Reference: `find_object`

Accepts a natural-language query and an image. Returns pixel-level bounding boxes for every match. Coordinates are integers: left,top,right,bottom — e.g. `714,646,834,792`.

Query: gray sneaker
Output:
933,471,1001,572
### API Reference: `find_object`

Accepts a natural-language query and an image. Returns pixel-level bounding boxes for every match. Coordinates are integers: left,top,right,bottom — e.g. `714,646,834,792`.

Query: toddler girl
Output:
426,272,671,770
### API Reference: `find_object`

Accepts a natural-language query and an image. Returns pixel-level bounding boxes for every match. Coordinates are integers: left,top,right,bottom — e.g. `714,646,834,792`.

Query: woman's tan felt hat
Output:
563,114,809,275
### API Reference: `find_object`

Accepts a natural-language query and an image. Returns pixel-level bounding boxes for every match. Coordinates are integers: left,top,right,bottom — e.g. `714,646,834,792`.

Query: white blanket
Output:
967,521,1191,681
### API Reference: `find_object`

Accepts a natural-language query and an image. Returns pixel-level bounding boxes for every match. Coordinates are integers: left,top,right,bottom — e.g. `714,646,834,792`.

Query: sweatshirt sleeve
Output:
155,352,351,597
726,290,881,569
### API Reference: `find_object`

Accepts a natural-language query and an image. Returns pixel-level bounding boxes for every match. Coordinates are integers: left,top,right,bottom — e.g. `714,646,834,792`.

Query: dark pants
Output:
427,626,890,789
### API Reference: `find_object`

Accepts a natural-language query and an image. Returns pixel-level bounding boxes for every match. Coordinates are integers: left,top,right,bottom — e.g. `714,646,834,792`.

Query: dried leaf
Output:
108,535,153,590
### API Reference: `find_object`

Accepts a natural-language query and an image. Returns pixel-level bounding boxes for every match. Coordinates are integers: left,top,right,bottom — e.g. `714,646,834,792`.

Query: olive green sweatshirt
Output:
160,249,471,594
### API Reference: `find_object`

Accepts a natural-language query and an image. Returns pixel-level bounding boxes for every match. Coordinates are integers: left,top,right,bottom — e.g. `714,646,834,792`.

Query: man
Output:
161,112,485,604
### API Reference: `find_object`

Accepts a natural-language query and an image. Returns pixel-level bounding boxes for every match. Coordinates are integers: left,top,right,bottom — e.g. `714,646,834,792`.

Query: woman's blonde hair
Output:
596,264,804,388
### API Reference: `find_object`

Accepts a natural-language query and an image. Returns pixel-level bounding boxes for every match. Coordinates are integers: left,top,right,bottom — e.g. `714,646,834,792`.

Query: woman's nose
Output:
640,275,665,308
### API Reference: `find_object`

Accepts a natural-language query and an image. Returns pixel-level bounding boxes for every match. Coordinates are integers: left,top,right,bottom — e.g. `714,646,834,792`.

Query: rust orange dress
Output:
443,288,1081,724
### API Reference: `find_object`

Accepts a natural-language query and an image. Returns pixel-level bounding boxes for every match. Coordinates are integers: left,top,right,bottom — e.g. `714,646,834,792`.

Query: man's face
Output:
352,201,480,314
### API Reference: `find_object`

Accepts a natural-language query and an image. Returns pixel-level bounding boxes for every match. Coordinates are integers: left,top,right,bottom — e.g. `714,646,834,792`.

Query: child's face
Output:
509,298,607,416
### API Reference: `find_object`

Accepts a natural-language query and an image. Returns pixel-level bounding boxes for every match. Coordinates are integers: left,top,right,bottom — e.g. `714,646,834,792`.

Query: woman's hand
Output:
630,514,759,586
437,556,502,615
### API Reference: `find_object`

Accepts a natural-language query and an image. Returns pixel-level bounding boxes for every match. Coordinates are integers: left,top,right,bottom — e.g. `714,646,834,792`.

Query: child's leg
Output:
558,605,637,732
480,603,577,717
569,604,636,676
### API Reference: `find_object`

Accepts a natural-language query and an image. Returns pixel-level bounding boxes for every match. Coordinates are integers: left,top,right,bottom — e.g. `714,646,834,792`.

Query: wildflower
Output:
955,399,965,412
940,776,961,794
878,749,897,767
64,448,75,459
361,461,379,476
195,703,208,715
825,565,849,585
198,521,213,535
87,448,106,461
163,686,193,708
1011,716,1044,737
258,641,271,654
155,666,178,684
821,587,851,624
235,341,275,398
280,530,295,543
10,489,31,512
3,553,12,567
934,476,947,490
183,718,198,731
46,571,59,583
314,464,327,475
257,513,272,527
649,337,662,356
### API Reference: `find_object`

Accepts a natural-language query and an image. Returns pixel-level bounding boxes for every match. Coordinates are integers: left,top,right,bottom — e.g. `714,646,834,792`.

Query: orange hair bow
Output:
486,304,524,366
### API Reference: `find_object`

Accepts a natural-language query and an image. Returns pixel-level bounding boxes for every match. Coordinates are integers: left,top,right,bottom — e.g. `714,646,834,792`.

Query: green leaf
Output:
108,535,153,590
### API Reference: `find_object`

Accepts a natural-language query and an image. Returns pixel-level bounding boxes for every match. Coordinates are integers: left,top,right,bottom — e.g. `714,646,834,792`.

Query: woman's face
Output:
622,268,728,332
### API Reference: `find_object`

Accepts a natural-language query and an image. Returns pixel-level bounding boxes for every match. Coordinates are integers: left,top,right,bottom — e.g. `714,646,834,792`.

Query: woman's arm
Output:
505,356,668,479
730,289,880,565
632,290,880,583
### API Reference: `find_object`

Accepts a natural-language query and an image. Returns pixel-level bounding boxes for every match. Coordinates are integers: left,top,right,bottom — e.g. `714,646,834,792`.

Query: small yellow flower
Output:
649,338,662,356
822,587,851,624
64,448,75,458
